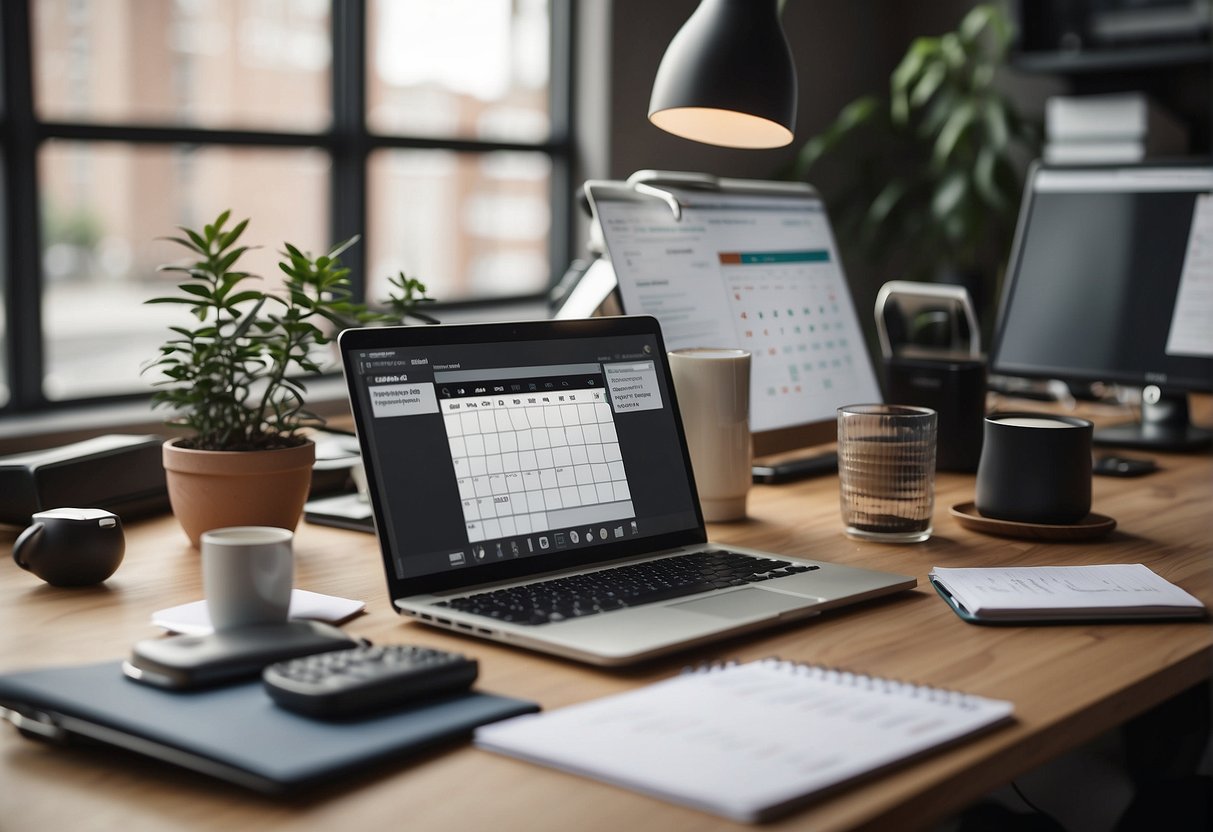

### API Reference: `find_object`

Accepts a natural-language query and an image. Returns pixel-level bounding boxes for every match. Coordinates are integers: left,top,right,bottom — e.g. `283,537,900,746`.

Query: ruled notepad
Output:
474,659,1013,823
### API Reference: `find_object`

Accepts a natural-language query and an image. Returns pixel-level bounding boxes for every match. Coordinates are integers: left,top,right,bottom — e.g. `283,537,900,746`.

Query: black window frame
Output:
0,0,573,416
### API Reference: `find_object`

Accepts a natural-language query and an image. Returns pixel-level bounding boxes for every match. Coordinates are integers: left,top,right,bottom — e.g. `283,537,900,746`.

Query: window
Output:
0,0,571,411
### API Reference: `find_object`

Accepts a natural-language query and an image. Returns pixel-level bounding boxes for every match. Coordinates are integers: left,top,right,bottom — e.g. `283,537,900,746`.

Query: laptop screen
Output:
340,317,704,597
586,181,882,455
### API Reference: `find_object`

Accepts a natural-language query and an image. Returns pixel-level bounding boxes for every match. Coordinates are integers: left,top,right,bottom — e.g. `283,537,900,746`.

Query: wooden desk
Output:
2,417,1211,831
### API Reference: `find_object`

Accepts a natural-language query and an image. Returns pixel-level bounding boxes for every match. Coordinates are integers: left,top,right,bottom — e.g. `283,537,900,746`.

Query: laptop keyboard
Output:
434,549,819,626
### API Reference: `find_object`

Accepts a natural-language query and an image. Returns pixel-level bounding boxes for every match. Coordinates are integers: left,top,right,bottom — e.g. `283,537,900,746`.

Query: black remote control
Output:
262,644,478,718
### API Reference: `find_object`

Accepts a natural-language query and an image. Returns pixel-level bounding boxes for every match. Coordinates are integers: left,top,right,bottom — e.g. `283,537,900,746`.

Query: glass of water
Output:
837,404,938,543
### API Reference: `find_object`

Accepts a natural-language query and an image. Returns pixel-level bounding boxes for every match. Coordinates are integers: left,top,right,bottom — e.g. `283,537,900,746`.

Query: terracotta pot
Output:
162,438,316,548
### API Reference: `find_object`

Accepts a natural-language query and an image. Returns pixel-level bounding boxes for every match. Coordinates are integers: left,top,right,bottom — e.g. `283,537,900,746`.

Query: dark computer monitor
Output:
991,162,1213,451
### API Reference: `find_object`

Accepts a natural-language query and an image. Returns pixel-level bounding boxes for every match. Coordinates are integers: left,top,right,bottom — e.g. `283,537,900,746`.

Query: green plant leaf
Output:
892,37,934,93
973,146,1004,210
218,217,247,249
224,290,263,306
181,227,208,251
982,98,1010,151
959,4,995,45
940,33,966,70
160,235,204,252
984,3,1012,53
178,283,213,299
932,102,976,169
910,61,947,108
931,171,968,221
214,246,250,277
327,235,361,260
917,87,959,137
231,297,267,339
145,296,204,305
866,179,910,230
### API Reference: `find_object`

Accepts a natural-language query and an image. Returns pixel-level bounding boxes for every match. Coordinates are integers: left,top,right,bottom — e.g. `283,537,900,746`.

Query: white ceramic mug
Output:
201,526,294,631
668,348,752,522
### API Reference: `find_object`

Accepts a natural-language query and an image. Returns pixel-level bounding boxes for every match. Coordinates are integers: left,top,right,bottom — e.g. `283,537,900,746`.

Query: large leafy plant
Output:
793,4,1038,284
145,210,430,451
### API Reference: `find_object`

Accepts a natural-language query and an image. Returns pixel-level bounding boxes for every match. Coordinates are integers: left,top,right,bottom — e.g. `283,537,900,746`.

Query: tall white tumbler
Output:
668,348,752,522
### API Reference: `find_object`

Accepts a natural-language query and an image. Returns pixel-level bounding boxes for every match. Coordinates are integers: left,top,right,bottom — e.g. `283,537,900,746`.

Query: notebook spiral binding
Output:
685,657,983,710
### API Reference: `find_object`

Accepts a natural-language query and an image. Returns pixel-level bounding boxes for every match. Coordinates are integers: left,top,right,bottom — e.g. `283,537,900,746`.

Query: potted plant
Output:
792,4,1039,323
145,210,429,546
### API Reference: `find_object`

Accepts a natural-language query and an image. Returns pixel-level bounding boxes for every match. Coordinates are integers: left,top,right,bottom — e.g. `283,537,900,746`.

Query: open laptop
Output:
584,173,883,469
339,316,914,666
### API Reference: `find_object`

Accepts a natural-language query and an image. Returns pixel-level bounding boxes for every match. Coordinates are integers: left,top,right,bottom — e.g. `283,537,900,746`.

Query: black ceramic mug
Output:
975,413,1093,525
12,507,125,586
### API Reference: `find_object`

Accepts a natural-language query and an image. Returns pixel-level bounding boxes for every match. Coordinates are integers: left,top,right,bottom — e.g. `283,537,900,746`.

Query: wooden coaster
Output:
950,502,1117,541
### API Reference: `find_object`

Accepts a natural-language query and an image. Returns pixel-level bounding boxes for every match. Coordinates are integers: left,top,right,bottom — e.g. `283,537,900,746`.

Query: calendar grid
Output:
723,252,858,400
442,387,635,544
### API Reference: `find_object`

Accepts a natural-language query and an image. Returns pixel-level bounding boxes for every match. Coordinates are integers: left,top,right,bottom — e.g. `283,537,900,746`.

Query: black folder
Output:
0,660,537,794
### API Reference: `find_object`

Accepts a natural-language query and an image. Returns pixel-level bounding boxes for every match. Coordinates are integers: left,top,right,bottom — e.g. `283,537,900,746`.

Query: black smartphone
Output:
123,621,360,690
752,452,838,484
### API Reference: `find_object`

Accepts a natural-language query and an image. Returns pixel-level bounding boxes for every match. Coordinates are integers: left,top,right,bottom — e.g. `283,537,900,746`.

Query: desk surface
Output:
2,403,1211,832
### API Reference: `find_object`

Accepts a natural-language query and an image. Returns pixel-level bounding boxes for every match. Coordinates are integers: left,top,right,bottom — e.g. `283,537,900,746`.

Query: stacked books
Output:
1044,92,1187,164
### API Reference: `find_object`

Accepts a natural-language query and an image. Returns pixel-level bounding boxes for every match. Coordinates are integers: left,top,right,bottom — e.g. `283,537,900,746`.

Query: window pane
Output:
40,141,329,400
34,0,330,131
367,149,550,304
367,0,550,142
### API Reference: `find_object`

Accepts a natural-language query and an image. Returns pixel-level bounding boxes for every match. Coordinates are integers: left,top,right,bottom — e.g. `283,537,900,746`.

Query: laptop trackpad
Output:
670,588,814,620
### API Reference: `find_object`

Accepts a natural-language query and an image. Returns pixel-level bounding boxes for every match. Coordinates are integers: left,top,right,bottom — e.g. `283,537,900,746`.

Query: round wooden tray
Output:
950,502,1117,541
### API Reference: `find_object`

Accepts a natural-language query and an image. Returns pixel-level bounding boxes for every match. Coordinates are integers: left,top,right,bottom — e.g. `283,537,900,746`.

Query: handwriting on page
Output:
973,569,1167,596
932,564,1202,612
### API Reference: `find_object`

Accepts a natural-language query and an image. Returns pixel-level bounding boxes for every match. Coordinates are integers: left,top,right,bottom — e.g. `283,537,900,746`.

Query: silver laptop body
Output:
339,316,914,666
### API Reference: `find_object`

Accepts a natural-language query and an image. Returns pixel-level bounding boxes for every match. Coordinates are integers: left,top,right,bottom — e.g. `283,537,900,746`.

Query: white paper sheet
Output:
152,589,366,635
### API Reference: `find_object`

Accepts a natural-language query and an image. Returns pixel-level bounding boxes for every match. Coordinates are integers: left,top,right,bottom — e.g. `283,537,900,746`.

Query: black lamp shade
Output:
648,0,797,149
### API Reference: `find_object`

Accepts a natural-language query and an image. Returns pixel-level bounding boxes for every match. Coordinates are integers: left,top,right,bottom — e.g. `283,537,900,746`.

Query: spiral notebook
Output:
474,659,1014,822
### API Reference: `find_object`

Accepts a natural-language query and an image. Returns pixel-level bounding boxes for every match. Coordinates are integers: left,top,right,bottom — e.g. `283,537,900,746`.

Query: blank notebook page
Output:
475,658,1013,822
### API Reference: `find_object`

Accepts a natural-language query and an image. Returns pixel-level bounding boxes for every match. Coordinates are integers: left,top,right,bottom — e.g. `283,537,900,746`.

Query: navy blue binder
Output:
0,660,537,794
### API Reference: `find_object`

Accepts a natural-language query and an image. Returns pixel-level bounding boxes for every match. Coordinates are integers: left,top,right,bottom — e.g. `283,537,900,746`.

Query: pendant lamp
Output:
648,0,797,149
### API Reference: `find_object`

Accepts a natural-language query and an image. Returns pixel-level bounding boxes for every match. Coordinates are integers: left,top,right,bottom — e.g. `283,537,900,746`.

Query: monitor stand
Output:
1095,390,1213,452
